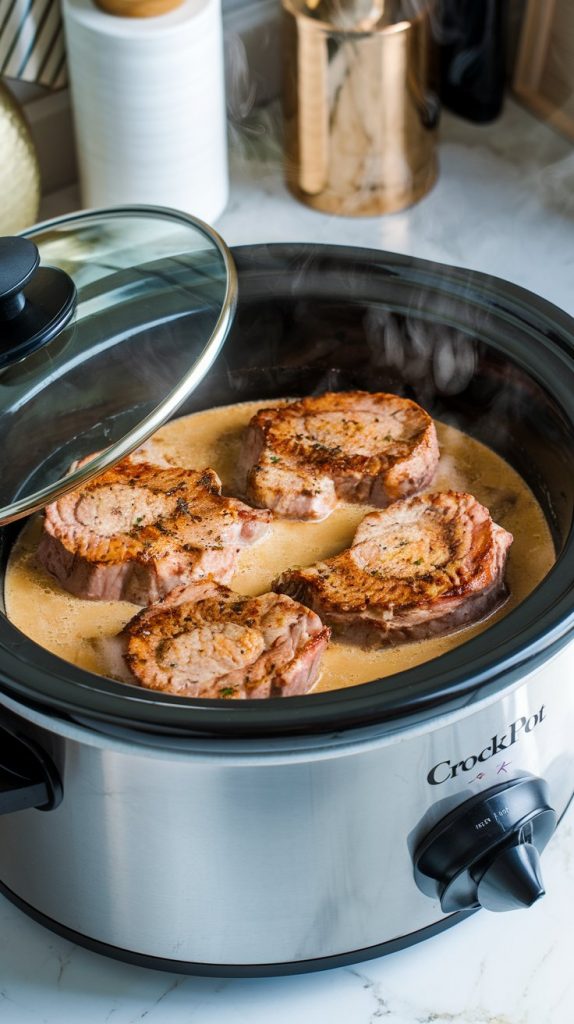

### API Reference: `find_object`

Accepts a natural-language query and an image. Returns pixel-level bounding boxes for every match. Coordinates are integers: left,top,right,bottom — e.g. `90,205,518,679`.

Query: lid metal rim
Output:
0,205,238,526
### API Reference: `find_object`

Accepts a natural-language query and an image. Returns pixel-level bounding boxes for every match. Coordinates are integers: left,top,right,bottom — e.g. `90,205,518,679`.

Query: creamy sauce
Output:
5,401,556,694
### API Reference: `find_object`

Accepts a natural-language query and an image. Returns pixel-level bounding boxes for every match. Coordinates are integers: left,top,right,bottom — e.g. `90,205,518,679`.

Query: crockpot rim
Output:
1,241,573,740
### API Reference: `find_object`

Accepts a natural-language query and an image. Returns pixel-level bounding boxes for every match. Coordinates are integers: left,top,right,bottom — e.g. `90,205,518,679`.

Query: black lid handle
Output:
0,235,77,367
0,237,40,320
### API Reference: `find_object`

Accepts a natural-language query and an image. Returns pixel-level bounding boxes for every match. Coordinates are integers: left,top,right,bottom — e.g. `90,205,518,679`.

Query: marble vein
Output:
347,968,392,1020
127,977,187,1023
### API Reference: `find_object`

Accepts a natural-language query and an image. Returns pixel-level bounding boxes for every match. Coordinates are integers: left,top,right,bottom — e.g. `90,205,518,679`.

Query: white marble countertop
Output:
4,98,574,1022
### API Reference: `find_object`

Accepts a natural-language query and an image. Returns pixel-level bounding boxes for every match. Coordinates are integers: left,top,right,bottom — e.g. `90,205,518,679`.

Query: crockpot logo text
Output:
427,706,546,786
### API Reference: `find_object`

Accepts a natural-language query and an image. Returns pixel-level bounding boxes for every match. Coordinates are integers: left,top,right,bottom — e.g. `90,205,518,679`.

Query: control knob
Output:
413,776,556,913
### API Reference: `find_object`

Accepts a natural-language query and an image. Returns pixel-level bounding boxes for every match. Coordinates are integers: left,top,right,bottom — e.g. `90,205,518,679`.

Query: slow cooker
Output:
0,207,573,976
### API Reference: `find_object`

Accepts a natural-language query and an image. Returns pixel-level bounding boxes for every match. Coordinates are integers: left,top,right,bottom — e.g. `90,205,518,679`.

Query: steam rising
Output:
363,308,478,402
290,0,456,37
225,34,257,128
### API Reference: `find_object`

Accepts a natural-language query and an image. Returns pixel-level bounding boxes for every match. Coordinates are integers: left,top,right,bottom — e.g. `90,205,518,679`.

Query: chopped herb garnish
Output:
414,558,423,565
220,687,235,697
269,455,281,463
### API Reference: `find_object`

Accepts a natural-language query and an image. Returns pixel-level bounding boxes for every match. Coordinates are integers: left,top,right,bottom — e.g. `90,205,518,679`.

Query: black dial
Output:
413,776,556,913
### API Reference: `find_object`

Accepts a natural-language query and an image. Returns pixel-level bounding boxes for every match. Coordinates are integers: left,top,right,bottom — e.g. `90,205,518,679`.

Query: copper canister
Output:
282,0,439,216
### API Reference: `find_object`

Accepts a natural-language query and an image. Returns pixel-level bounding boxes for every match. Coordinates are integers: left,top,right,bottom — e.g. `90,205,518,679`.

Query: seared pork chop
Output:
38,458,271,604
238,391,439,521
104,579,330,698
275,491,513,645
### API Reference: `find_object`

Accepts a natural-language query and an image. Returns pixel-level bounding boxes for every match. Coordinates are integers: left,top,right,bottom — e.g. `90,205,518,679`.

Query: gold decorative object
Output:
95,0,185,15
0,81,41,234
282,0,439,217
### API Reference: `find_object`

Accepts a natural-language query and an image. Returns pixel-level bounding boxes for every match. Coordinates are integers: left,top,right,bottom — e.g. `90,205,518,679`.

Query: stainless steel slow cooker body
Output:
1,240,574,975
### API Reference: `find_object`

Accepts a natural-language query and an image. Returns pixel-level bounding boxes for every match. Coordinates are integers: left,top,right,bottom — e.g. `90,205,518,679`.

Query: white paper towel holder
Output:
63,0,229,224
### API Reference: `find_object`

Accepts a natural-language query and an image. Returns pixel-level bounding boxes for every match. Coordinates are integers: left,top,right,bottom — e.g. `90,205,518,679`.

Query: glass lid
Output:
0,206,237,525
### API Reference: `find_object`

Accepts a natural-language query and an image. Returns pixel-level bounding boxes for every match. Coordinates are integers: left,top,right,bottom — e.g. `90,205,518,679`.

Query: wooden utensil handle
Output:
94,0,185,15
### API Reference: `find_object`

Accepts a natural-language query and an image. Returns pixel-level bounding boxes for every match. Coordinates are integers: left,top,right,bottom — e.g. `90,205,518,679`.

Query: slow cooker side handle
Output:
0,718,62,815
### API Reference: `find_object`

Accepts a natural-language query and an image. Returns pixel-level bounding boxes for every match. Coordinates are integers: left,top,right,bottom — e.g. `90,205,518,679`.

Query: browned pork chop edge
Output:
102,580,331,699
37,457,271,605
238,391,440,521
275,491,513,645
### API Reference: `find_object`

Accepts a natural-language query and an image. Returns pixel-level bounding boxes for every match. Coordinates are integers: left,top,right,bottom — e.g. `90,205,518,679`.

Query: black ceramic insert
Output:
0,243,573,739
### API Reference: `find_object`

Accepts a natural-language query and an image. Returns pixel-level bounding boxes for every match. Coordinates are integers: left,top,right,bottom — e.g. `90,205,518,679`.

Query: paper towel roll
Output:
62,0,228,222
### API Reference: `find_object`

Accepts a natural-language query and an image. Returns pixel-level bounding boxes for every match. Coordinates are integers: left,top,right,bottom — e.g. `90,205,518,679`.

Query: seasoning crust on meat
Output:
275,491,513,645
105,579,330,698
238,390,439,521
37,457,271,605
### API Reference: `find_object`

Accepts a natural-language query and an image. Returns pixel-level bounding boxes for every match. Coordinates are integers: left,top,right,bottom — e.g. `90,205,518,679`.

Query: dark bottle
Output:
437,0,507,123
